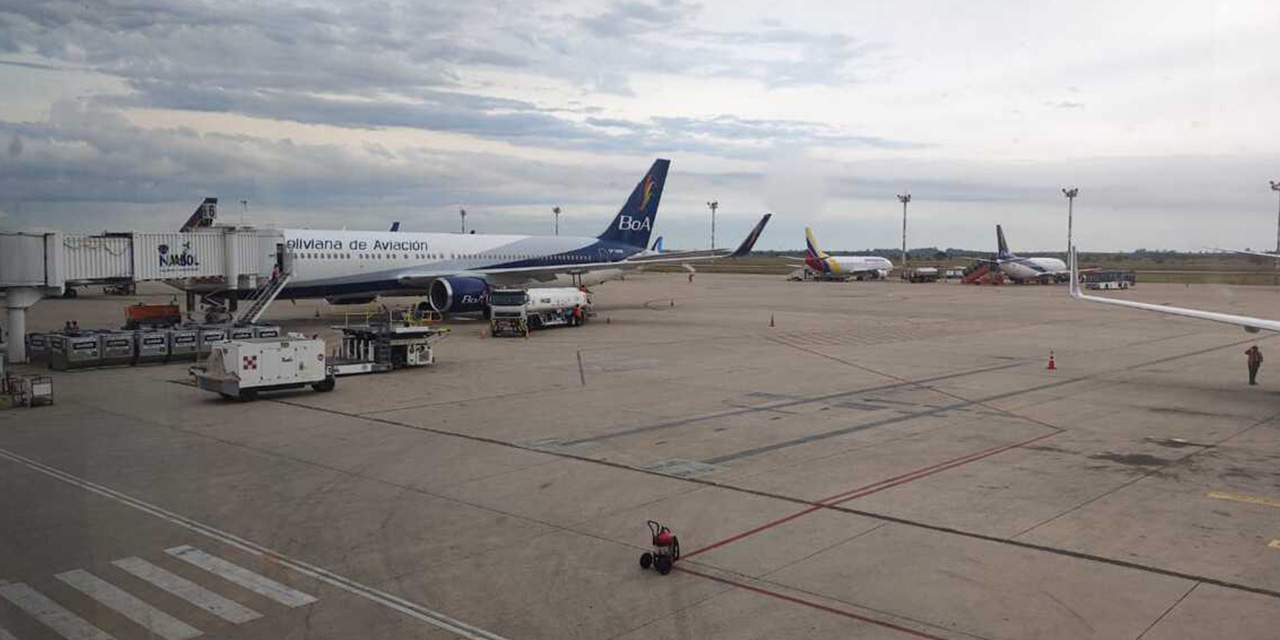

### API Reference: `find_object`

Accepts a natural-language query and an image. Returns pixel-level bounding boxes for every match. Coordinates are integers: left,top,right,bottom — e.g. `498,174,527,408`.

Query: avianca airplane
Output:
179,159,772,314
1069,246,1280,333
784,228,893,279
984,224,1069,282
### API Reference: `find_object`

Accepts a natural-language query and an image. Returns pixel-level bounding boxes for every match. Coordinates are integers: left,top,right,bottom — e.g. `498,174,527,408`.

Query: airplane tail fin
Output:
598,159,669,249
180,198,217,232
805,227,830,260
996,224,1014,260
390,221,400,232
729,214,772,257
650,236,664,253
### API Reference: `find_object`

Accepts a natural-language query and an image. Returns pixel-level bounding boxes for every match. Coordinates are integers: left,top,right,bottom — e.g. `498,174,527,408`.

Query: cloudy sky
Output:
1,0,1278,251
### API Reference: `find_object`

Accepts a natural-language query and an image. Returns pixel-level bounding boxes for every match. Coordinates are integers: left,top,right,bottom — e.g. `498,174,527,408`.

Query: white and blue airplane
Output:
180,160,771,314
981,224,1070,283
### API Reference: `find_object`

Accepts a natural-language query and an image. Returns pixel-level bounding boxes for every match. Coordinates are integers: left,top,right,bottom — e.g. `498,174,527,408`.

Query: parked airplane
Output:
784,228,893,279
981,224,1069,283
1069,246,1280,332
181,159,772,314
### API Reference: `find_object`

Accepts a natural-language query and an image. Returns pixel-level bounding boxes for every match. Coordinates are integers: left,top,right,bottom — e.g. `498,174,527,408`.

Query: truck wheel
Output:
312,377,336,392
237,389,258,402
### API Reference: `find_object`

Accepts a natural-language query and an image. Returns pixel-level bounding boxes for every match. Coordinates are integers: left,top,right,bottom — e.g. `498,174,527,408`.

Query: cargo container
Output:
134,330,170,364
252,325,281,339
228,326,257,341
197,326,228,356
169,329,200,361
47,333,102,370
24,333,48,364
99,332,136,366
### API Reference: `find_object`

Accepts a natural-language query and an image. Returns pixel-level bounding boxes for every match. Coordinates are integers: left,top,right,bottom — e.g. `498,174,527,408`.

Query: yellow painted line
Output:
1207,491,1280,509
1269,540,1280,550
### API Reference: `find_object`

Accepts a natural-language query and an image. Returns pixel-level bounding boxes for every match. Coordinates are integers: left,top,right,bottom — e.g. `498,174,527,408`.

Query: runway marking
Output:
1207,491,1280,509
0,582,116,640
112,558,261,624
0,447,513,640
56,569,202,640
166,546,317,608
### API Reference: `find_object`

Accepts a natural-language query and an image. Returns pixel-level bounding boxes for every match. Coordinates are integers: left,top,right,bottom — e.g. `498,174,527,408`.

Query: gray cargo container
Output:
25,332,48,364
99,332,136,366
48,333,102,370
228,326,256,341
134,330,170,364
197,326,228,356
169,328,200,361
252,325,281,339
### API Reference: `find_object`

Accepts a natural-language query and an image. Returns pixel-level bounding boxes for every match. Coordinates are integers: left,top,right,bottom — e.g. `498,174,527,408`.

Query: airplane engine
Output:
429,277,489,314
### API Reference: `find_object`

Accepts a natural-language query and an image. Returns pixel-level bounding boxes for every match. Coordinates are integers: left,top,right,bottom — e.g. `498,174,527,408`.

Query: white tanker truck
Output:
488,287,592,337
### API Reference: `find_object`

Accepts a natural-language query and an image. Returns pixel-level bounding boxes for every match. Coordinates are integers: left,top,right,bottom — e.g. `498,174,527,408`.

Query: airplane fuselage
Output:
998,256,1067,281
806,254,894,278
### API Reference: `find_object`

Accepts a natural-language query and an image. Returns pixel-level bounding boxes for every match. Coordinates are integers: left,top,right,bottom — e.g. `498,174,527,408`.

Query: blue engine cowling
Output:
429,277,489,314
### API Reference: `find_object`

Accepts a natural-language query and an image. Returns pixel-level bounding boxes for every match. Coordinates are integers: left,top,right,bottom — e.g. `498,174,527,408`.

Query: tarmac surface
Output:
4,273,1280,640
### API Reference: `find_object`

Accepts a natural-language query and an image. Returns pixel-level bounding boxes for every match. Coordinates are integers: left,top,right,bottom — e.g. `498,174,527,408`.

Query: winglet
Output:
730,213,772,258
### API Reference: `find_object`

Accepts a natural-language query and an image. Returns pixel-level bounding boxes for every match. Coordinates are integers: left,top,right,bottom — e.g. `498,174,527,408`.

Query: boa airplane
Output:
180,159,771,314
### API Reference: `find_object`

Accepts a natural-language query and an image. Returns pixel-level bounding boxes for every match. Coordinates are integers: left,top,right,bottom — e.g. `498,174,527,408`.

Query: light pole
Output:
897,193,911,279
1062,187,1078,256
460,208,467,234
1270,181,1280,284
240,199,248,227
553,206,561,236
706,200,719,249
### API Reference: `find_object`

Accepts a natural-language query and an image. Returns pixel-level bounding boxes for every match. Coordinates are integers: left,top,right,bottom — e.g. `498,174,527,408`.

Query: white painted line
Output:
0,582,115,640
166,546,317,608
56,569,202,640
0,447,513,640
110,558,261,624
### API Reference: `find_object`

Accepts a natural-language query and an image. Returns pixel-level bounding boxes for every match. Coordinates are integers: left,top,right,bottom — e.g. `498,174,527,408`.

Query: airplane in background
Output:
784,228,893,280
1069,246,1280,333
176,159,772,315
979,224,1070,283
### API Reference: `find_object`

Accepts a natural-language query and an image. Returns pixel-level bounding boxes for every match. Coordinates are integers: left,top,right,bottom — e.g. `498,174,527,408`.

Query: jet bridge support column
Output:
4,287,43,364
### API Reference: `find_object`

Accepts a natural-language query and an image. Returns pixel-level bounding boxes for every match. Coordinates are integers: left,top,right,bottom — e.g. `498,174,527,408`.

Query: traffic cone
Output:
1047,351,1056,370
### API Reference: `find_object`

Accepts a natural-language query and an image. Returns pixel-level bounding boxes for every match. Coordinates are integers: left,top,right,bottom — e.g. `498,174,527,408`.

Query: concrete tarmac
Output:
3,274,1280,639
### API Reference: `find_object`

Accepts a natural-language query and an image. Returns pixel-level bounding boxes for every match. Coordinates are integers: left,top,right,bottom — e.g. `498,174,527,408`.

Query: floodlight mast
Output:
1062,187,1078,257
897,193,911,279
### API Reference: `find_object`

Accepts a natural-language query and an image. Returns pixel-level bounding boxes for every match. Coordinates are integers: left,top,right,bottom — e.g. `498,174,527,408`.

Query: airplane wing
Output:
1069,247,1280,333
395,214,771,287
1207,247,1280,260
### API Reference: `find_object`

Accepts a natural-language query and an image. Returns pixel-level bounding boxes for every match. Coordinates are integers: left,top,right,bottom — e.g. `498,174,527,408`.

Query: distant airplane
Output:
172,159,772,313
783,228,893,279
980,224,1070,283
1069,246,1280,332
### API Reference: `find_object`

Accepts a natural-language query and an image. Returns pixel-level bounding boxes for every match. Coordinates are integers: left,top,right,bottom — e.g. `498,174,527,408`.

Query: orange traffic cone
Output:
1047,351,1057,370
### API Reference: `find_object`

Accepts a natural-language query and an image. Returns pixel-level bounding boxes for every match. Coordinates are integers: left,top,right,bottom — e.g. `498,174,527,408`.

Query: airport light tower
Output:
460,208,467,234
897,193,911,279
553,206,561,236
1062,187,1078,256
707,200,719,249
1271,181,1280,285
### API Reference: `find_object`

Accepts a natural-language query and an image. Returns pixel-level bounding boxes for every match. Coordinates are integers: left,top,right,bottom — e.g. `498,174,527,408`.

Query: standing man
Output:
1246,346,1264,385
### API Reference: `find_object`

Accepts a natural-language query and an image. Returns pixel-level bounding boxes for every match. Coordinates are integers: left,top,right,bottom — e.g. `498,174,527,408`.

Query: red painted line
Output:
683,430,1060,560
676,566,954,640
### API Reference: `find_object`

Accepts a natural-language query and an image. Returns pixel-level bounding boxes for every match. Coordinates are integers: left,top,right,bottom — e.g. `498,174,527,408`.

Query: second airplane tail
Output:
996,224,1015,260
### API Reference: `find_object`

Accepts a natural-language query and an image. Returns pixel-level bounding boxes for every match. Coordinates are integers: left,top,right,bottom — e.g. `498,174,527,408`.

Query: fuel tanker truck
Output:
488,287,592,337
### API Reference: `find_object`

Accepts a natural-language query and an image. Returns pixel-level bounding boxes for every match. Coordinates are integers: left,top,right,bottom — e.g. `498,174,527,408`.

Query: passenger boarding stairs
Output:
961,261,1003,285
234,271,292,325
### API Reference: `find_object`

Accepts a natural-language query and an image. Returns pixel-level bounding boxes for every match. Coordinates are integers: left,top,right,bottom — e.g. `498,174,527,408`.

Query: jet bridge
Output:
0,227,285,363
